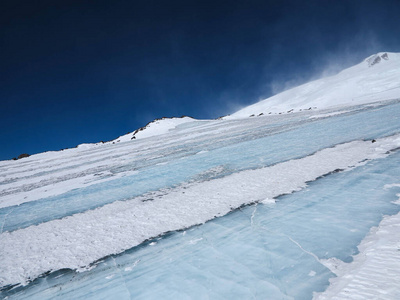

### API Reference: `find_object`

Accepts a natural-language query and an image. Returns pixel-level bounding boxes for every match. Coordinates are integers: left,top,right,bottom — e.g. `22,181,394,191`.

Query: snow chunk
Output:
308,270,316,277
261,198,276,205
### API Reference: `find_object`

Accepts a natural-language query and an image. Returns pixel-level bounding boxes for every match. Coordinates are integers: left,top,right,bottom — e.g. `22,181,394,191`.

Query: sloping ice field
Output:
1,99,400,299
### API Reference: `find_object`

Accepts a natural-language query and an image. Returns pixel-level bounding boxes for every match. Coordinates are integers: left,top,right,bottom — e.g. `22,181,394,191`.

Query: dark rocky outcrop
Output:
16,153,30,160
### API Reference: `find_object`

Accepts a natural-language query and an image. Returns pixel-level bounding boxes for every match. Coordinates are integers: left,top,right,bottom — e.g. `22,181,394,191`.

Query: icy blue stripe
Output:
1,101,399,233
3,144,400,299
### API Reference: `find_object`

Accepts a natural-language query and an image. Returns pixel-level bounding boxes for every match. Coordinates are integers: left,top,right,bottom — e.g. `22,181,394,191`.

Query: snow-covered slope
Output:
228,52,400,118
73,117,195,150
66,53,400,151
1,99,400,299
1,53,400,299
109,116,194,144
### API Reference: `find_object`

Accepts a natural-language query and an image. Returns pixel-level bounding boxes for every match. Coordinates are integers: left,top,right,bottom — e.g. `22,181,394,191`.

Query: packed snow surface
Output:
72,117,195,150
110,116,194,143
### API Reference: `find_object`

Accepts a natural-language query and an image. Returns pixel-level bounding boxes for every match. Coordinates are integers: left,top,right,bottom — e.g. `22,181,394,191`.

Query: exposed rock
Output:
369,55,381,66
367,53,389,67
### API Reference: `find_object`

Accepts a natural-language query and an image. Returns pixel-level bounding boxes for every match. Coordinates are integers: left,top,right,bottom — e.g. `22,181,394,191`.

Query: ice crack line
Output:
110,257,133,299
250,204,258,227
256,222,323,265
283,234,323,265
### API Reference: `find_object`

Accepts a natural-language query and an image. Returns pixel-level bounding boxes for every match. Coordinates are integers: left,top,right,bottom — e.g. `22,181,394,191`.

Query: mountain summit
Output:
228,52,400,119
77,52,399,148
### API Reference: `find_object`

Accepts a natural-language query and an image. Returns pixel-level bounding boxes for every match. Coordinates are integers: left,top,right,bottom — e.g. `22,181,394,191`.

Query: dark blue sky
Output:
1,0,400,160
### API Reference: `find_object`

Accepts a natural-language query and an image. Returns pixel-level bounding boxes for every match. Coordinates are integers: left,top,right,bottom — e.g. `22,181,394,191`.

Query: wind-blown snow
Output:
227,52,400,118
1,134,399,287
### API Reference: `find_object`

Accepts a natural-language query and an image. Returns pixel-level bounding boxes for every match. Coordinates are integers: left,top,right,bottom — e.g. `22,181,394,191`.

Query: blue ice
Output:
2,149,400,299
1,100,400,232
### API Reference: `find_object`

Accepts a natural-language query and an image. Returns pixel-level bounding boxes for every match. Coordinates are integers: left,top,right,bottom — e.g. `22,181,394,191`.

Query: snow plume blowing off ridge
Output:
226,52,400,119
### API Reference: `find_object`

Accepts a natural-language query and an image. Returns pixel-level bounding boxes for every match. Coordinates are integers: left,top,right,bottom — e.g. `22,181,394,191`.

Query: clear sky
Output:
1,0,400,160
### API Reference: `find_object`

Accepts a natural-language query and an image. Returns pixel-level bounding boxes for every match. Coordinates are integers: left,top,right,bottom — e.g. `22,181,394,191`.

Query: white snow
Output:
0,117,196,209
108,116,194,143
315,200,400,299
59,117,195,150
1,134,399,287
227,52,400,118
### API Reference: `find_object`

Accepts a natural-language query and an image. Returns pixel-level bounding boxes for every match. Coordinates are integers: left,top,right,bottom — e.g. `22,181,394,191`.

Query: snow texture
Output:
109,116,194,143
1,134,399,287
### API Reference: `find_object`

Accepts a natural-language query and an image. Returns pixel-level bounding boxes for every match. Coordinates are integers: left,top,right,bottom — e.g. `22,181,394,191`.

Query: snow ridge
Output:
227,52,400,119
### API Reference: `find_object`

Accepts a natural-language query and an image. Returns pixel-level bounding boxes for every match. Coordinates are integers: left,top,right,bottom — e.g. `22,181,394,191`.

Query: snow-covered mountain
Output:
227,52,400,118
1,53,400,299
72,52,399,149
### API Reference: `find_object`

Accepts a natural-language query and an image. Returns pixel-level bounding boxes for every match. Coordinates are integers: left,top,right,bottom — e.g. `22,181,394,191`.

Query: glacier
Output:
1,53,400,299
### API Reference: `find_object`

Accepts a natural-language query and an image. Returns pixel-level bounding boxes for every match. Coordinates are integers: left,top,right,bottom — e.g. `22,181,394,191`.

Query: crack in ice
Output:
250,204,258,227
283,234,323,265
110,257,132,299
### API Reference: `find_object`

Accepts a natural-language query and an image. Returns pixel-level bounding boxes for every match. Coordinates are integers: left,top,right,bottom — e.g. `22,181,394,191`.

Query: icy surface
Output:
0,134,396,287
315,208,400,299
1,101,400,234
0,92,400,297
1,119,400,289
2,150,400,299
